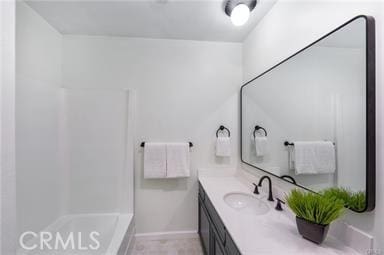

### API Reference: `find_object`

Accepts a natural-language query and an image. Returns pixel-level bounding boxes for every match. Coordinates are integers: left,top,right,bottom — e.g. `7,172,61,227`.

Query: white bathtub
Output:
18,213,134,255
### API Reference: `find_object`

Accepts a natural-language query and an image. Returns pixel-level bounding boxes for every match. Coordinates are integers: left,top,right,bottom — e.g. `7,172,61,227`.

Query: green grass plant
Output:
286,189,345,225
321,187,366,211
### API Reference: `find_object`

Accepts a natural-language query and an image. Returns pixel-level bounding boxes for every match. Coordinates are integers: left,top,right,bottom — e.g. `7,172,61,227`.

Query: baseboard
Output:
135,230,198,241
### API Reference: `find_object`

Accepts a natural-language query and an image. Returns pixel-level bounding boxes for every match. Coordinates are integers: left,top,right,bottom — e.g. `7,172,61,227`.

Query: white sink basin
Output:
223,192,270,215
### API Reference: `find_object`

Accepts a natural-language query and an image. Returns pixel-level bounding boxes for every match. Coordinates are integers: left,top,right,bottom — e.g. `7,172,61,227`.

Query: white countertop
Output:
198,169,360,255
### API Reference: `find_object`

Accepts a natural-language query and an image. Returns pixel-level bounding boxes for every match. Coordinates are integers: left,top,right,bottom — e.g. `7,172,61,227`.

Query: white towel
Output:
166,143,190,178
294,141,336,175
144,143,167,179
255,136,268,156
216,137,231,157
288,146,295,170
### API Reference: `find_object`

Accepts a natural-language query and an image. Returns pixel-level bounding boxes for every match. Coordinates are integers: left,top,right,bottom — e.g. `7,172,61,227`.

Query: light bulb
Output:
230,4,250,26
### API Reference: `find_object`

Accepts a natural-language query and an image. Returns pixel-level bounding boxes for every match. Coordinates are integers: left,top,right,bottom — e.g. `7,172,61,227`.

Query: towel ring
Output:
253,125,267,138
216,125,230,137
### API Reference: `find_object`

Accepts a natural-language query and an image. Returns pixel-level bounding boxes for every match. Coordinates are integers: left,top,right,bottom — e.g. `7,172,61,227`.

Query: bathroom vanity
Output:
198,169,361,255
199,181,241,255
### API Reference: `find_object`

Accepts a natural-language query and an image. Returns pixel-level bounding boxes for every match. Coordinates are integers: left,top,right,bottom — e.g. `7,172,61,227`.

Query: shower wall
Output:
16,1,63,235
63,89,133,214
16,2,134,243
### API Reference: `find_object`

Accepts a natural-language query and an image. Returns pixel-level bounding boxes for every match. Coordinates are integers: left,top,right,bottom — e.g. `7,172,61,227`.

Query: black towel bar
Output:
140,142,193,147
284,141,335,146
284,141,294,146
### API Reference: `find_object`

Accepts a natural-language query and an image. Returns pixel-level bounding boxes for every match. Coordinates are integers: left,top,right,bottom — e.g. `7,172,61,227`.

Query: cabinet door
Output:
204,196,226,242
225,232,241,255
199,198,211,254
213,234,225,255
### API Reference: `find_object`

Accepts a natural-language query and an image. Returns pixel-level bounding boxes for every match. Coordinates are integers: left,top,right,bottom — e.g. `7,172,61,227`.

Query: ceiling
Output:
26,0,276,42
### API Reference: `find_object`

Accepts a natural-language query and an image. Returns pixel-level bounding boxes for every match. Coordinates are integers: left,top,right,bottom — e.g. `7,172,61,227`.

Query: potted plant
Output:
285,189,345,244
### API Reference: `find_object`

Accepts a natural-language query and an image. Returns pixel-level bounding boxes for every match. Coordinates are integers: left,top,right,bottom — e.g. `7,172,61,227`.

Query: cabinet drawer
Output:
204,195,226,243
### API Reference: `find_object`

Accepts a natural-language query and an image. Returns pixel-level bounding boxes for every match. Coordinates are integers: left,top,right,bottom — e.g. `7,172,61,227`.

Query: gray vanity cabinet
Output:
199,197,211,254
224,233,241,255
198,182,241,255
213,231,225,255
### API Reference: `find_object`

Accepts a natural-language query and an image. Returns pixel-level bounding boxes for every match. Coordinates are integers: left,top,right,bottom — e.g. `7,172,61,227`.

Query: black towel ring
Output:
253,125,267,138
216,125,230,137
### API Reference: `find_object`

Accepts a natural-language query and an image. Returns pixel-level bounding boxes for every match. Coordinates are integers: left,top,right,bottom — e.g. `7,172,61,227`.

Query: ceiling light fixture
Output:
224,0,257,26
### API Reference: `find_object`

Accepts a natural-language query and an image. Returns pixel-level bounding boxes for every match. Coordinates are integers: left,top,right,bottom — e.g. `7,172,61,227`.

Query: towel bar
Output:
140,142,193,147
284,141,294,146
284,141,335,146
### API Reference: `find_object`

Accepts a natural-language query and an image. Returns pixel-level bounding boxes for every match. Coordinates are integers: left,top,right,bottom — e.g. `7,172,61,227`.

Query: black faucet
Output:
275,198,285,211
252,183,259,194
257,176,274,201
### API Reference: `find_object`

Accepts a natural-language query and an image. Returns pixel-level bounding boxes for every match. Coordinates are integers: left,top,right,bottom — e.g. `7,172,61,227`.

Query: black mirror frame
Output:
240,15,375,212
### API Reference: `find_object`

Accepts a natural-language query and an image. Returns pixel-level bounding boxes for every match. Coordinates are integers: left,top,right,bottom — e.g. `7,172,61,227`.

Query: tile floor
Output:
132,238,204,255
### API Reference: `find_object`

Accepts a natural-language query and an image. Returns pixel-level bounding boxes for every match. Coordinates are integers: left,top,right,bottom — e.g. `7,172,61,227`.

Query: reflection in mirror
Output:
241,16,375,212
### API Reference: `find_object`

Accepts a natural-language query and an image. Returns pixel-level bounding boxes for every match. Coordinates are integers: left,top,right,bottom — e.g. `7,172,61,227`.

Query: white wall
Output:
15,1,63,236
0,0,17,254
62,36,242,233
242,0,384,250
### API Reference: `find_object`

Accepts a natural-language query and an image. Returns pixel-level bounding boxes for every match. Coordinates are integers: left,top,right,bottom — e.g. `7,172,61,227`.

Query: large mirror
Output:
241,16,375,212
